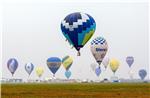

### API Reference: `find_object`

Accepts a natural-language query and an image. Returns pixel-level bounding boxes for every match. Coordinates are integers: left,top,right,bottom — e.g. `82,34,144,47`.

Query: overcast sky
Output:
2,0,149,81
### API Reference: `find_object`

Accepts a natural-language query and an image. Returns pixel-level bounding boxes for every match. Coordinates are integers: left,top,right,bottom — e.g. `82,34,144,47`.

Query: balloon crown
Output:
91,37,106,45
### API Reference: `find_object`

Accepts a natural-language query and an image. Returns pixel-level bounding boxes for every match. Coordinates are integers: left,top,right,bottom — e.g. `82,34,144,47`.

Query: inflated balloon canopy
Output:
61,12,96,56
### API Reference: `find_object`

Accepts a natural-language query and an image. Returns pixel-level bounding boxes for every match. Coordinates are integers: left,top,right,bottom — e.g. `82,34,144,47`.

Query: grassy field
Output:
1,83,150,98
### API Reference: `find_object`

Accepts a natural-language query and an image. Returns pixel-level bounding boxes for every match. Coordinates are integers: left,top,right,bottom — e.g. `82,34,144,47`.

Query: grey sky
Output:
2,1,149,80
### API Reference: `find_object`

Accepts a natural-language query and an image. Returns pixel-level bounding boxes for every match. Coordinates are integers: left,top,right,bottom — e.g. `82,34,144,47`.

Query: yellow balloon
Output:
109,58,120,73
36,66,44,78
62,56,73,70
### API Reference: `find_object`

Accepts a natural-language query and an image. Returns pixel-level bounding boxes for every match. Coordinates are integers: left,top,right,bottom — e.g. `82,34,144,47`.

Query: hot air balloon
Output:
90,63,97,71
102,57,109,69
95,67,101,77
109,58,120,75
62,56,73,70
91,37,108,66
61,12,96,56
25,63,34,76
65,70,71,79
47,57,61,77
139,69,147,80
7,58,18,76
36,66,44,78
128,70,134,79
126,56,134,68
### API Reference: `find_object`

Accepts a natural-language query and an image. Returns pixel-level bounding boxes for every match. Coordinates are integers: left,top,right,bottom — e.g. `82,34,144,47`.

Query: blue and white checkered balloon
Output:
61,12,96,56
91,37,108,65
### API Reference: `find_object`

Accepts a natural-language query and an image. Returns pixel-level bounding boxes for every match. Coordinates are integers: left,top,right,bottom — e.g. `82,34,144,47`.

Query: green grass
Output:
1,83,150,98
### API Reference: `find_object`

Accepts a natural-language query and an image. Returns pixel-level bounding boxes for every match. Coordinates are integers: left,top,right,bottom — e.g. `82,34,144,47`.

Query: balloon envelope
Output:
90,63,97,71
62,56,73,70
102,57,109,69
109,59,120,73
126,56,134,68
47,57,61,75
95,67,101,76
61,12,96,55
36,67,44,78
65,70,71,79
7,58,18,76
139,69,147,80
91,37,108,65
25,63,34,75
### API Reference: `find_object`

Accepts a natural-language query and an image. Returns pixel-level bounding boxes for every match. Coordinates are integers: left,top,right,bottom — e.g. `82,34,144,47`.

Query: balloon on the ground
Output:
102,57,109,69
91,37,108,65
7,58,18,76
65,70,71,79
61,12,96,56
95,67,101,76
62,56,73,70
90,63,97,71
109,58,120,74
25,63,34,76
139,69,147,80
126,56,134,68
47,57,61,76
36,66,44,78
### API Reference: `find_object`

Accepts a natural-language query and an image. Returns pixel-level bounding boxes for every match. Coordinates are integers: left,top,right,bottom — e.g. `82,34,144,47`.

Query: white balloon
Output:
90,63,97,71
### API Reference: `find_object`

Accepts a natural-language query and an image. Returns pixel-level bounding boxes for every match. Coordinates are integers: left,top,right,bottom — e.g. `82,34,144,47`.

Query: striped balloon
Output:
62,56,73,70
47,57,61,77
61,12,96,56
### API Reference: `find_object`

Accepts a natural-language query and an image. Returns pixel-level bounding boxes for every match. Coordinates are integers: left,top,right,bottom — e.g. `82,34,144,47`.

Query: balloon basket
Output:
77,51,80,56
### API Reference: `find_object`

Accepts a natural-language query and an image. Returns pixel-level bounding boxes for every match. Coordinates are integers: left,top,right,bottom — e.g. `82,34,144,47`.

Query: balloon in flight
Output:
36,66,44,78
126,56,134,68
25,63,34,76
91,37,108,65
102,57,109,69
62,56,73,70
109,58,120,74
90,63,97,71
61,12,96,56
7,58,18,76
65,70,71,79
95,67,101,76
47,57,61,76
139,69,147,80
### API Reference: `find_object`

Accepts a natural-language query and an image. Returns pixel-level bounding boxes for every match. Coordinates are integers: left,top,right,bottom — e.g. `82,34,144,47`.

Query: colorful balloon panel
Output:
25,63,34,75
61,12,96,55
36,67,44,78
7,58,18,76
91,37,108,65
126,56,134,68
109,59,120,73
47,57,61,75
